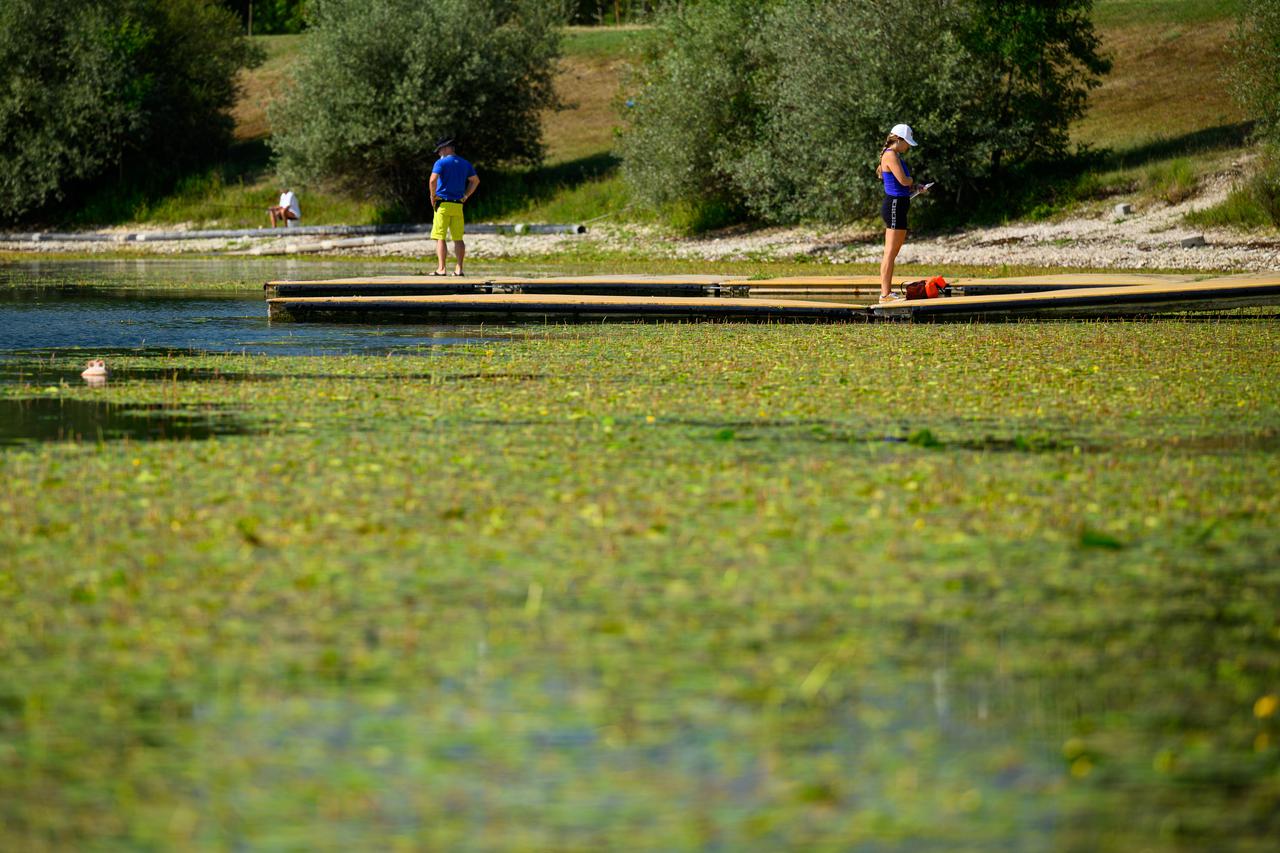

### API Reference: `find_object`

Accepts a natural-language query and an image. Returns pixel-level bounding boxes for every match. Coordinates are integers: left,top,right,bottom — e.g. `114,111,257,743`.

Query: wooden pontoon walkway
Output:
742,273,1200,296
264,272,1280,323
265,274,746,299
871,274,1280,320
267,293,870,323
266,272,1207,299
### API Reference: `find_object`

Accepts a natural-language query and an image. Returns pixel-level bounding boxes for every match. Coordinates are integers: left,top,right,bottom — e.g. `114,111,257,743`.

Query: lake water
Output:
0,258,499,355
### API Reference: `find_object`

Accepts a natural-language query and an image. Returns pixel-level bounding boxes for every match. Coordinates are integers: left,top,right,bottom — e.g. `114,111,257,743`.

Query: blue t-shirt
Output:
432,154,477,202
881,151,912,198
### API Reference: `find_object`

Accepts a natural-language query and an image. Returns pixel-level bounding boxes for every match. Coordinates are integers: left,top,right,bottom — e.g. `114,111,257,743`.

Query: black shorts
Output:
881,195,910,230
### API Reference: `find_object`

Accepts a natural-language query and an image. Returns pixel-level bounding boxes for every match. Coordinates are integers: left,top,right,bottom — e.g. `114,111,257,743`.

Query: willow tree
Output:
270,0,563,214
0,0,258,222
1229,0,1280,225
620,0,1110,227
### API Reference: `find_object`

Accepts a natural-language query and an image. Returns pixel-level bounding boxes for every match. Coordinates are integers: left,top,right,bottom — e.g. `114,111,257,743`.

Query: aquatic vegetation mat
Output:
1,321,1278,849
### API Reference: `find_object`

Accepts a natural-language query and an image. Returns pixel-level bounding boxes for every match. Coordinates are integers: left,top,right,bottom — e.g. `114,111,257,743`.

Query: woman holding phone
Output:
876,123,927,301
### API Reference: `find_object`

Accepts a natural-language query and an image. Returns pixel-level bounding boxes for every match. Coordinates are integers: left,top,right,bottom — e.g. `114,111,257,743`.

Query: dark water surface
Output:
0,258,500,355
0,397,256,445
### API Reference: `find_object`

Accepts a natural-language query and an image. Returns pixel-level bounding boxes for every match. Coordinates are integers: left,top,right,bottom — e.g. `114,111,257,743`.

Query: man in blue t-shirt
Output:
429,138,480,276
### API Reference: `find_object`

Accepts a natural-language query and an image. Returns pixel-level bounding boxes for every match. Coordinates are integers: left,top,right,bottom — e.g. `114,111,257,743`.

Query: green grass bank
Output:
2,317,1278,848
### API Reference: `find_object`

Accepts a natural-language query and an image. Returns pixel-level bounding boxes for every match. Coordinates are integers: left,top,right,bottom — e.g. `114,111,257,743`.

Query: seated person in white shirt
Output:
268,189,301,227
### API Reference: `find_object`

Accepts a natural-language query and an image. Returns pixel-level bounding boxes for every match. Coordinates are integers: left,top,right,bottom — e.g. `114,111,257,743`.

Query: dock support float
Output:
267,294,873,324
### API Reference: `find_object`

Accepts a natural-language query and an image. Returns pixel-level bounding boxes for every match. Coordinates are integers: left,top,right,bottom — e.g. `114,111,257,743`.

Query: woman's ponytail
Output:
877,133,901,177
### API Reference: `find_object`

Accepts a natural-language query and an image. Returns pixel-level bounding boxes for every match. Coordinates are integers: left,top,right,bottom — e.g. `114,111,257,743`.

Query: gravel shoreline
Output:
5,178,1278,272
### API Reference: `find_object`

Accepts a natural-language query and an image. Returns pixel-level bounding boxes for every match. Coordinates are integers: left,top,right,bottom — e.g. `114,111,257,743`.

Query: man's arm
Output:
428,173,440,208
463,174,480,203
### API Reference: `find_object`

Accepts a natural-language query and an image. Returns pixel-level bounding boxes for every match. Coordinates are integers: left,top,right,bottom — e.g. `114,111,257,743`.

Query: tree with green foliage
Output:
620,0,1110,227
616,0,765,230
1233,0,1280,146
1229,0,1280,225
0,0,259,223
220,0,308,35
567,0,674,25
269,0,563,215
961,0,1110,176
728,0,987,223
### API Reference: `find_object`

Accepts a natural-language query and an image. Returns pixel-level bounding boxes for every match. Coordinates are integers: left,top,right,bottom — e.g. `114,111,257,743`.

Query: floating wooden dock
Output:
486,274,747,297
266,272,1203,299
946,273,1197,296
267,293,870,323
871,275,1280,320
264,272,1280,323
265,274,745,299
265,276,480,298
748,273,1197,296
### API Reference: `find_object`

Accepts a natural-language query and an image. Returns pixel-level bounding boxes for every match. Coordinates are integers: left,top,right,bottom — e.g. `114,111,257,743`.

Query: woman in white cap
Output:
876,123,927,301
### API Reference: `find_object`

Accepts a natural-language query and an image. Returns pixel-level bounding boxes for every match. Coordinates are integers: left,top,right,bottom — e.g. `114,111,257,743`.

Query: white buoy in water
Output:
81,359,109,386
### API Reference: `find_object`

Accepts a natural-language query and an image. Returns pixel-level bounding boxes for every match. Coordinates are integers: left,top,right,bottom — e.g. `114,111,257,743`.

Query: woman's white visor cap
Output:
890,123,918,146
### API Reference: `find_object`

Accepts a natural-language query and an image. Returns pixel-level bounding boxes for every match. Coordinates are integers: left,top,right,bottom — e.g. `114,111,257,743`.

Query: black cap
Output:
433,137,455,152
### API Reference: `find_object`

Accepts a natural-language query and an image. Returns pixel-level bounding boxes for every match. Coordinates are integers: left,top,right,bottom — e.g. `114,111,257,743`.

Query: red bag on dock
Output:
904,276,950,300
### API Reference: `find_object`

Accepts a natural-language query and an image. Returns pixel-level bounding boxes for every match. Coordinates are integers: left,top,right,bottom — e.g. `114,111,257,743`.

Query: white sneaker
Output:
881,292,904,302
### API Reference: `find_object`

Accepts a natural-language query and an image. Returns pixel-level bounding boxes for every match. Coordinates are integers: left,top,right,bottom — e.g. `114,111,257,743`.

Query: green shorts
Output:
431,201,465,240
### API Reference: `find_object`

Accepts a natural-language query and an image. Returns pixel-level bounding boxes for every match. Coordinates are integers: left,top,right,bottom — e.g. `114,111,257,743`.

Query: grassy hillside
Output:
82,5,1271,232
1060,1,1257,224
912,0,1264,230
229,34,303,142
1074,13,1244,147
1091,0,1243,28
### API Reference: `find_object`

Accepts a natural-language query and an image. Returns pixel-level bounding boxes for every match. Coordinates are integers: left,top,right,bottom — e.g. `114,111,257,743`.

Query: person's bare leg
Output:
880,229,907,298
435,239,448,274
268,208,278,227
880,230,892,297
454,240,465,275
